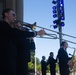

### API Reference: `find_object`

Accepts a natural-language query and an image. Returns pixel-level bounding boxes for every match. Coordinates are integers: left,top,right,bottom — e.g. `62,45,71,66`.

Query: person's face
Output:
42,56,45,60
64,42,68,48
50,53,54,57
5,10,16,24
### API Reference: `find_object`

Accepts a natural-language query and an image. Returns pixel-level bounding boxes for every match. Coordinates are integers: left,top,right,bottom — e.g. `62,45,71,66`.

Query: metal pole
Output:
35,55,37,75
34,38,37,75
58,23,62,45
57,0,63,46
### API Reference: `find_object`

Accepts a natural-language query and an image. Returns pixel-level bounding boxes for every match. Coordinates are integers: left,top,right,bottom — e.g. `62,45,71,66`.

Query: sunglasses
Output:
12,14,16,17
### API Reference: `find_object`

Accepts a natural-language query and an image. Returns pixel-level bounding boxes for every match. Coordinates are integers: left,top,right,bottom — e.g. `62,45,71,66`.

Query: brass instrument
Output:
68,49,76,72
16,20,57,39
21,22,36,30
14,20,36,30
15,20,76,45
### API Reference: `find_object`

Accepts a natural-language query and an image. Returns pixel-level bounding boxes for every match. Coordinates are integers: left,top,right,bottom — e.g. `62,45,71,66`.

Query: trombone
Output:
18,20,76,45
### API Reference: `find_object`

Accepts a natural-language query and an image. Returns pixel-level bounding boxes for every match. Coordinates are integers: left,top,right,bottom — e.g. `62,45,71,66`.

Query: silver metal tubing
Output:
18,21,76,44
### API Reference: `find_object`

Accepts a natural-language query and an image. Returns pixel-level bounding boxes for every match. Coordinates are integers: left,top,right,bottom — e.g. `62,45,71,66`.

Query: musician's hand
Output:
14,21,22,28
67,61,74,67
14,21,26,31
37,29,47,36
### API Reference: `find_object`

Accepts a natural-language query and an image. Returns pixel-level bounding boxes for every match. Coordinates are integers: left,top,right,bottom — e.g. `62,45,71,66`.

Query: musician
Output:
41,56,47,75
57,41,72,75
0,8,46,75
47,52,56,75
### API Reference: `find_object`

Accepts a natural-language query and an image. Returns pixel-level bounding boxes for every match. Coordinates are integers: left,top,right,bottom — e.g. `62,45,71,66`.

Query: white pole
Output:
35,54,37,75
34,38,37,75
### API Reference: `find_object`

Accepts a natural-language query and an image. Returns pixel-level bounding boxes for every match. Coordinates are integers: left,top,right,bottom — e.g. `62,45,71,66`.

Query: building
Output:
0,0,23,21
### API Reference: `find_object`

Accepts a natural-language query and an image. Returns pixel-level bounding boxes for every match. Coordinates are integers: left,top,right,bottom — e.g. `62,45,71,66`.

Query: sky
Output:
24,0,76,61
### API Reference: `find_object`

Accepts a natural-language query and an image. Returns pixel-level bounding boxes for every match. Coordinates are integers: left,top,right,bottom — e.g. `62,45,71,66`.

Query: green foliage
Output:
56,63,59,72
46,65,50,73
36,64,41,71
28,62,34,70
36,57,40,65
28,51,41,72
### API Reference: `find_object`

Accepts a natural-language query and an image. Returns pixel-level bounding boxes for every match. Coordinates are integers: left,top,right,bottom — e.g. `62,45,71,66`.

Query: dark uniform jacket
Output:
41,60,47,75
47,56,56,75
57,47,71,75
0,21,36,75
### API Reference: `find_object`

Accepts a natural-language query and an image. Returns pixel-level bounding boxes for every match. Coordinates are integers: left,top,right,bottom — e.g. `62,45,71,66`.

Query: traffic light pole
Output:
58,23,62,46
52,0,65,46
57,0,63,46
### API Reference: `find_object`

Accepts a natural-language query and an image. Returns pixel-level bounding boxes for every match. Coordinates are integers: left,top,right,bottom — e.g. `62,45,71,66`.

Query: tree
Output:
28,51,42,73
28,62,34,72
28,51,35,73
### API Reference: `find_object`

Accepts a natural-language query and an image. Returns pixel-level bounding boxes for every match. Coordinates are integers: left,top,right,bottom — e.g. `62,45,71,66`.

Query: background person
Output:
47,52,56,75
41,56,47,75
57,41,72,75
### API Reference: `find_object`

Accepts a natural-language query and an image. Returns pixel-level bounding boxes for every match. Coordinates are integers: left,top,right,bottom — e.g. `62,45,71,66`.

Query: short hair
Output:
60,41,67,46
50,52,53,55
2,8,14,19
42,56,45,59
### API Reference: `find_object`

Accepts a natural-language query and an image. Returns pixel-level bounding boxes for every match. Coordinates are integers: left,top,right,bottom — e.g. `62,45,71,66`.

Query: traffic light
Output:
53,19,59,24
52,0,57,18
58,0,65,20
53,19,65,29
52,0,57,4
52,0,65,29
52,6,57,18
53,25,57,29
60,22,65,26
52,0,58,29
